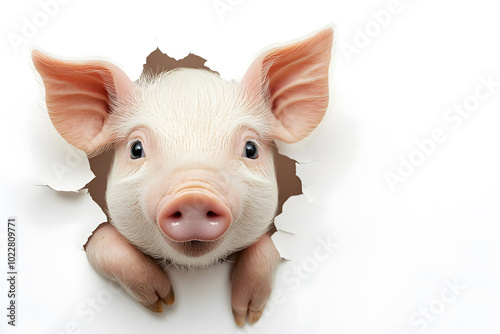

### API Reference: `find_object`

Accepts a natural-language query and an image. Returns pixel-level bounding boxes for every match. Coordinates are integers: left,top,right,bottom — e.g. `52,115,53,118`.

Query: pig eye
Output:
243,141,258,159
130,140,145,159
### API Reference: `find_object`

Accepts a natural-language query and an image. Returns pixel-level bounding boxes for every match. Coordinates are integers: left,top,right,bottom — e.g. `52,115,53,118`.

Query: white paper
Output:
2,1,500,334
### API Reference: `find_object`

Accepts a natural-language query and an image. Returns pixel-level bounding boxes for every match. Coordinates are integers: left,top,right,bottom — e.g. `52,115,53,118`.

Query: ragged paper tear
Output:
31,109,95,192
29,48,330,334
36,48,321,260
272,162,325,260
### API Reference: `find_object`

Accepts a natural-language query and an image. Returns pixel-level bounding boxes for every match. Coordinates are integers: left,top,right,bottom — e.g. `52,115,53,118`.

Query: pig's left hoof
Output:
230,233,280,326
248,307,265,324
231,286,269,326
232,306,264,326
232,309,246,327
231,272,271,327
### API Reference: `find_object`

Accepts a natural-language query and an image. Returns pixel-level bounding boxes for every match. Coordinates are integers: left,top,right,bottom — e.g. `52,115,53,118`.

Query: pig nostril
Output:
207,211,218,218
172,211,182,218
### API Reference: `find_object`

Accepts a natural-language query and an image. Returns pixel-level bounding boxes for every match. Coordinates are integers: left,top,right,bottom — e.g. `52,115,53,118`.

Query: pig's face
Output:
106,69,279,267
31,27,333,268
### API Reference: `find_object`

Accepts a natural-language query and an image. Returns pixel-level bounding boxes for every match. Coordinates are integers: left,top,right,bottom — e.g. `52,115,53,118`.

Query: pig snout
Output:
158,189,232,242
155,171,235,245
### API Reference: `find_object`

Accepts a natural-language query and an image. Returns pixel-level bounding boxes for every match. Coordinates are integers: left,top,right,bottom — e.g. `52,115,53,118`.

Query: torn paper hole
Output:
30,45,330,334
36,48,316,262
36,49,317,274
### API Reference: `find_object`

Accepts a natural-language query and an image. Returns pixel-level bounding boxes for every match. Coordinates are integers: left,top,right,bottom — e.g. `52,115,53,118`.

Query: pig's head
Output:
32,28,333,268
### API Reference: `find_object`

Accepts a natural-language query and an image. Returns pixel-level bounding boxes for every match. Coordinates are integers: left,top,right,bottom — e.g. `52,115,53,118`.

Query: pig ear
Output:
240,28,333,143
31,50,135,153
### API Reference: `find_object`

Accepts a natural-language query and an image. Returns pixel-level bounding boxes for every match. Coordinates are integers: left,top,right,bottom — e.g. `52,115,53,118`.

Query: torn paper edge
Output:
37,24,337,261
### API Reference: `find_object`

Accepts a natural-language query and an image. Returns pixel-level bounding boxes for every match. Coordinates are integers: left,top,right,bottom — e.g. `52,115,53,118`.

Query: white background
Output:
1,0,500,333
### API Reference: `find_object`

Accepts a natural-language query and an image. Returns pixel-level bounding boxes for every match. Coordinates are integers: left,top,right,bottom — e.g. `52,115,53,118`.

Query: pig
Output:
31,27,333,326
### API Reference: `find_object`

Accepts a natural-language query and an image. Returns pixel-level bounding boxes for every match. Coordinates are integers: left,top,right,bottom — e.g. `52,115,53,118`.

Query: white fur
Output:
105,69,279,268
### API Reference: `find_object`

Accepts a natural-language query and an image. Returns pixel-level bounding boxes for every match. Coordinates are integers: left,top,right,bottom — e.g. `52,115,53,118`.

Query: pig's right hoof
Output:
85,223,175,313
141,299,164,313
104,248,175,313
140,288,175,313
139,288,175,313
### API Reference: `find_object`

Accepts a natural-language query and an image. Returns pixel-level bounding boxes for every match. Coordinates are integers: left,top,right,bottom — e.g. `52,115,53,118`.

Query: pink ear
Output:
241,28,333,143
32,50,135,153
